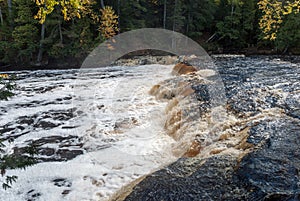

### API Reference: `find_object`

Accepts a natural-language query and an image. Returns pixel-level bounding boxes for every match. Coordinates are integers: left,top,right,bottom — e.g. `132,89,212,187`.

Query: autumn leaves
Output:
258,0,300,41
34,0,118,39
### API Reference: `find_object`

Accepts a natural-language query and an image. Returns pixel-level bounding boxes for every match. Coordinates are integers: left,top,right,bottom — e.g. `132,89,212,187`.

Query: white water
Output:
0,65,178,201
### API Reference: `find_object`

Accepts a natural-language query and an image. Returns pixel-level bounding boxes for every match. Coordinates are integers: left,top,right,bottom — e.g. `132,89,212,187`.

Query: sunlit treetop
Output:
34,0,96,24
99,6,119,39
258,0,300,40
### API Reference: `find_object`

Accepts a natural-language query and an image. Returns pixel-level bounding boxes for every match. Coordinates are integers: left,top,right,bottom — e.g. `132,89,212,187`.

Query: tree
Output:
0,3,3,26
216,0,257,48
99,6,119,39
172,0,185,32
34,0,95,24
276,12,300,52
33,0,98,64
183,0,216,39
163,0,167,28
11,0,39,64
258,0,300,40
119,0,147,31
0,74,36,189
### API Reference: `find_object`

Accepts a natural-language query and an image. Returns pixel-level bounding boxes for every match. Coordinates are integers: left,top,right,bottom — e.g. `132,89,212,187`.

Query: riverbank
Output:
1,54,300,72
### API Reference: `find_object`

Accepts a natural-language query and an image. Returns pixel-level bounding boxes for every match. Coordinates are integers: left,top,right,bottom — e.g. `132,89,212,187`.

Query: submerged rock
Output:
172,62,197,75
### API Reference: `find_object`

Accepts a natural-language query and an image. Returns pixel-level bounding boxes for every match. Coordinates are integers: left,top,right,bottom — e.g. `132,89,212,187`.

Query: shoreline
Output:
1,54,300,72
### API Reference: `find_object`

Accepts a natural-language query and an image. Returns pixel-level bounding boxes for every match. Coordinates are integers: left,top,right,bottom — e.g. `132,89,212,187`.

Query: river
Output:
0,55,299,200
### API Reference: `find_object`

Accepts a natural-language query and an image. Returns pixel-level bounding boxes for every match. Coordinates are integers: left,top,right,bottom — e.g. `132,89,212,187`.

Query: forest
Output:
0,0,299,69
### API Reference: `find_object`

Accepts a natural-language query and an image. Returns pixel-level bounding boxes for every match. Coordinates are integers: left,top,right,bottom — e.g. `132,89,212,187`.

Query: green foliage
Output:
183,0,216,38
12,24,38,60
1,0,300,68
0,0,39,64
171,0,185,32
47,17,97,59
2,176,18,190
0,144,37,189
0,74,15,100
119,0,147,31
275,12,300,51
216,0,257,48
0,74,37,189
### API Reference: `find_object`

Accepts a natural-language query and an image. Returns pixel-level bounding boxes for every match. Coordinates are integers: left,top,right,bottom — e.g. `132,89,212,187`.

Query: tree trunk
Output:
172,0,177,32
0,7,3,26
231,3,234,28
7,0,12,16
186,10,190,34
163,0,167,29
117,0,120,33
7,0,12,28
37,23,45,64
172,0,178,49
100,0,105,9
58,21,63,44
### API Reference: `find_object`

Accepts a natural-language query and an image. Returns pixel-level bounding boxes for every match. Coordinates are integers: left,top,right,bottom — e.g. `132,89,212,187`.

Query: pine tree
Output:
276,12,300,52
215,0,257,48
0,74,36,189
183,0,216,39
119,0,147,31
12,0,39,64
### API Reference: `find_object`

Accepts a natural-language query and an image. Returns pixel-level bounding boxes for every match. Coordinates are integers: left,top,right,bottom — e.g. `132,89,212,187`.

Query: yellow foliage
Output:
34,0,95,24
99,6,119,39
258,0,300,40
0,74,9,79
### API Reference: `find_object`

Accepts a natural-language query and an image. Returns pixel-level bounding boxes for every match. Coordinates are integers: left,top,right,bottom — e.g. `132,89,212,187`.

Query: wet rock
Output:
116,56,300,201
113,56,178,66
52,178,72,187
13,135,84,162
0,108,76,141
26,189,41,201
183,140,202,157
120,118,300,201
38,147,55,156
0,127,15,135
285,94,300,119
123,155,248,201
191,84,210,102
18,117,34,125
61,190,71,195
114,117,138,131
148,84,160,96
238,118,300,199
34,120,60,129
172,62,197,75
56,149,84,161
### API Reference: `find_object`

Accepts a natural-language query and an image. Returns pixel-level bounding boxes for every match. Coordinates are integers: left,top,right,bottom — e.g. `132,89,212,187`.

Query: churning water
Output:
0,65,179,201
0,55,299,201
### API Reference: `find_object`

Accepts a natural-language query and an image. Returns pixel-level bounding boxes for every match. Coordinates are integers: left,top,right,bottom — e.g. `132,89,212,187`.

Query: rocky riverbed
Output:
0,55,299,201
111,55,300,201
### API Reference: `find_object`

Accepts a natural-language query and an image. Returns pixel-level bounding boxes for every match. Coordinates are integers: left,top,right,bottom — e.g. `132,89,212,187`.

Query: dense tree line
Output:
0,0,299,68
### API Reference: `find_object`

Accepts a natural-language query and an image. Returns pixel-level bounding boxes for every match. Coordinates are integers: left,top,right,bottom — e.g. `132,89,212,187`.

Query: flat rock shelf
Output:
111,56,300,201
